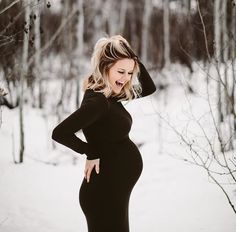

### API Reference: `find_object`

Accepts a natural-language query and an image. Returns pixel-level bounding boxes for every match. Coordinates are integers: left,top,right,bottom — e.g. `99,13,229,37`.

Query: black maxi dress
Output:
51,61,156,232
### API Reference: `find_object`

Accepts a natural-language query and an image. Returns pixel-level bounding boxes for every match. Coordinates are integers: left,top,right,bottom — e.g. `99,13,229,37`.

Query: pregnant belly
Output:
98,137,143,190
79,137,143,215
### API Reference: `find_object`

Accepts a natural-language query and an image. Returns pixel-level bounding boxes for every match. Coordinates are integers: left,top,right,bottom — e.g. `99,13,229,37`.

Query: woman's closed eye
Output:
118,71,133,75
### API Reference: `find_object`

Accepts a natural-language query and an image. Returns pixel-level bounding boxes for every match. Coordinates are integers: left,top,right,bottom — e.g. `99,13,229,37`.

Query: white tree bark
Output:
163,0,170,67
221,0,229,118
34,1,42,108
230,3,236,141
77,0,84,58
182,0,191,12
214,0,221,61
214,0,223,151
19,0,30,163
76,0,84,108
231,1,236,60
107,0,119,36
141,0,152,64
92,0,106,40
221,0,228,62
119,0,128,34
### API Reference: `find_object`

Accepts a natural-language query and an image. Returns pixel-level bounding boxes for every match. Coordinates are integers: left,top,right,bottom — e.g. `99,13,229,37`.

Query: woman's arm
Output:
136,60,157,98
51,91,108,160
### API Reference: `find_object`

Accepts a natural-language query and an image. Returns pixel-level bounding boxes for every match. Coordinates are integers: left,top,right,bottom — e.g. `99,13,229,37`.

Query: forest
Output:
0,0,236,231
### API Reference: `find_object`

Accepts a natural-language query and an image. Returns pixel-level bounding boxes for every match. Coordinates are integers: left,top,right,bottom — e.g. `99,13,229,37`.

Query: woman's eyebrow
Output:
118,68,133,72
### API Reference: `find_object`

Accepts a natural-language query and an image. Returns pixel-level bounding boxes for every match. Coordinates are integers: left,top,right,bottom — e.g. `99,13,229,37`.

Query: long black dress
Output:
51,61,156,232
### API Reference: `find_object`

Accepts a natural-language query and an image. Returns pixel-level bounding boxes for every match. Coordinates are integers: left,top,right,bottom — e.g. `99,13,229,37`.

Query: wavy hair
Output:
83,35,142,102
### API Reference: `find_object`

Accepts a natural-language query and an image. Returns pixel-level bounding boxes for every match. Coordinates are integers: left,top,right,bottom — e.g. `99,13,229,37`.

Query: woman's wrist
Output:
85,143,100,160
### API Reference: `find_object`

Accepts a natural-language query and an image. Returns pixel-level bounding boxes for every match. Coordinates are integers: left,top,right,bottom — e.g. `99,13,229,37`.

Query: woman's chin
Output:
112,86,122,94
114,89,122,94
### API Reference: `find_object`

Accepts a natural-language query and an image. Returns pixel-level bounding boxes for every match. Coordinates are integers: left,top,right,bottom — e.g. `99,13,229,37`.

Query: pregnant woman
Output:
51,34,156,232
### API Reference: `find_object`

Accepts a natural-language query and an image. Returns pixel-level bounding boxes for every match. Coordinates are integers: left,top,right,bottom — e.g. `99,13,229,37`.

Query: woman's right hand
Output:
84,158,100,183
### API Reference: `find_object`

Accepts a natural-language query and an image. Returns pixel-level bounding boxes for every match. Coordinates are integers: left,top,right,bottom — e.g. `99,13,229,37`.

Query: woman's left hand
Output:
84,158,100,183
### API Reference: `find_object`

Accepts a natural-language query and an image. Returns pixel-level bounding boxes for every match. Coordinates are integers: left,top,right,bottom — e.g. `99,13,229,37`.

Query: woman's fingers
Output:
84,159,100,183
95,162,100,174
86,167,92,183
84,168,88,180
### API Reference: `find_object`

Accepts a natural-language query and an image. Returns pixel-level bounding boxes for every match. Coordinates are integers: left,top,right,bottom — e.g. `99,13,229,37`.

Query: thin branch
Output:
27,6,79,67
197,0,211,60
0,0,22,15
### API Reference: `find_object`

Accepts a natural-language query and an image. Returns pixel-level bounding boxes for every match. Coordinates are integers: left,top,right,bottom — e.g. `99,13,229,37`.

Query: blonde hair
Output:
83,34,142,102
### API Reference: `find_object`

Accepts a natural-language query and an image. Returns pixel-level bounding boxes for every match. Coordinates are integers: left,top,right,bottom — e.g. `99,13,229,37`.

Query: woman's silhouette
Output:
52,35,156,232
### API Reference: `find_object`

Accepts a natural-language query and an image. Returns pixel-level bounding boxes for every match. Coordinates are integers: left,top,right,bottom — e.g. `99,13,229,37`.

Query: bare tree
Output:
106,0,121,36
156,0,236,214
0,0,22,15
222,0,229,120
163,0,170,67
19,0,30,163
141,0,152,64
157,101,236,214
213,0,223,151
33,0,43,108
75,0,84,109
230,1,236,137
119,0,128,34
181,0,191,13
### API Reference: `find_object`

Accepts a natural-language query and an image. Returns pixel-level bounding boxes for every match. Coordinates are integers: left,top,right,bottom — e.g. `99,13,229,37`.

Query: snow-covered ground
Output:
0,63,236,232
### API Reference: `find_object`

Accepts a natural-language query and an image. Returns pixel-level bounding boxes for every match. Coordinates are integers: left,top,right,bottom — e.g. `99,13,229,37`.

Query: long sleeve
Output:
51,91,109,160
136,60,157,98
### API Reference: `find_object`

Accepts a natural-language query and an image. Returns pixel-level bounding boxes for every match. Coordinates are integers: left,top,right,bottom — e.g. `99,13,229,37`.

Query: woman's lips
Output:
115,80,124,88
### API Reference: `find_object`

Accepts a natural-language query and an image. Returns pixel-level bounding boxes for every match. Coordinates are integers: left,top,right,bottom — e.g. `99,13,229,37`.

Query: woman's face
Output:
107,58,135,94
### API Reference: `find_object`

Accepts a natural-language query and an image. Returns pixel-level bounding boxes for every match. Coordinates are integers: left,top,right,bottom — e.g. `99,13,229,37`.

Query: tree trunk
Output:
214,0,225,152
222,0,229,118
182,0,191,12
163,0,170,67
231,4,236,137
76,0,84,108
119,0,128,34
107,0,119,36
34,1,42,108
19,0,30,163
141,0,152,64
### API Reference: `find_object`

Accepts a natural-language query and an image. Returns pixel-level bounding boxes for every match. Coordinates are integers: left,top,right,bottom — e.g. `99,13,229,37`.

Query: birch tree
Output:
222,0,229,117
163,0,170,67
106,0,120,36
33,0,43,108
119,0,128,34
221,0,234,150
141,0,152,64
19,0,30,163
213,0,223,152
90,0,107,39
181,0,191,12
75,0,84,108
212,0,236,152
231,1,236,135
56,0,74,114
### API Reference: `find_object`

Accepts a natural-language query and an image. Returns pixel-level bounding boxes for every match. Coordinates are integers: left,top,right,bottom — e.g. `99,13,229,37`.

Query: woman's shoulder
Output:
82,88,110,110
84,88,107,99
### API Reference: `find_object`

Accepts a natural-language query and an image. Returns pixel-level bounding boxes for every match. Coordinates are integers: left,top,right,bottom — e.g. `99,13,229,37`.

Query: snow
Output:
0,62,236,232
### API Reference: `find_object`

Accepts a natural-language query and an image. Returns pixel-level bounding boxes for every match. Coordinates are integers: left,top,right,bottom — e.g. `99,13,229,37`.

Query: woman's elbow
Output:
152,84,157,94
51,127,63,142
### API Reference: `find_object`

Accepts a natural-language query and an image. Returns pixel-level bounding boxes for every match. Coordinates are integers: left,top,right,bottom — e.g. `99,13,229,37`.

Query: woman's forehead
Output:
113,59,135,70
